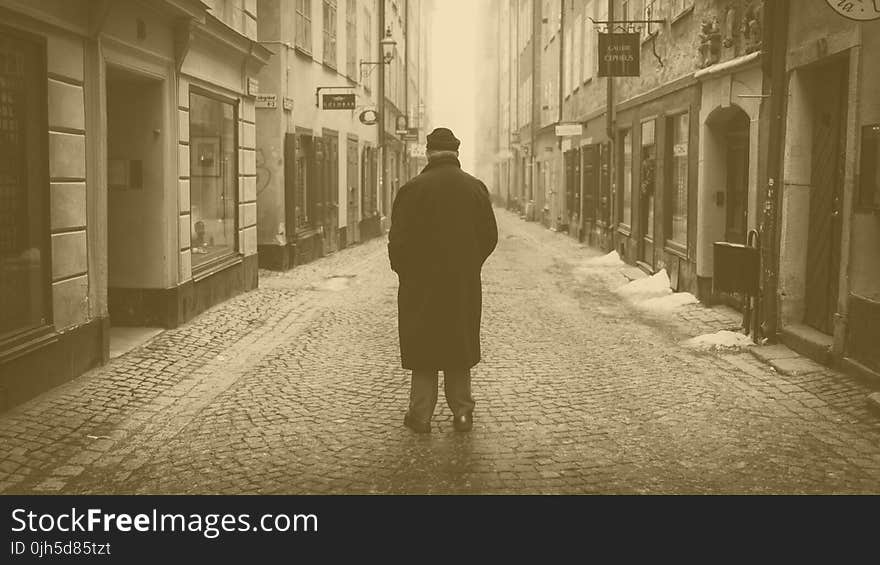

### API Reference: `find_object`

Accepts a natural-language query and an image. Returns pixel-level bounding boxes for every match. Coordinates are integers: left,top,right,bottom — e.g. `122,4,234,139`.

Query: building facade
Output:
254,0,428,269
775,2,880,381
483,0,880,381
0,0,270,411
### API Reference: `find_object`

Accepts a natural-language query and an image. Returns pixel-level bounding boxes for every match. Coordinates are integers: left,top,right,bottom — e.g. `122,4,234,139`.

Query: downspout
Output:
760,0,789,341
557,0,565,227
605,0,615,238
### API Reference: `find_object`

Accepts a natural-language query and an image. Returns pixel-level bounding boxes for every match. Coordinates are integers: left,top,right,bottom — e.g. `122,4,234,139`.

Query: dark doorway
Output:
805,57,848,334
346,137,359,246
725,112,750,244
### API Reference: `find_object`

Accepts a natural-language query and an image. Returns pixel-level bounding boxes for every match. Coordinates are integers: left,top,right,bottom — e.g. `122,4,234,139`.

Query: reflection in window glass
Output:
669,112,689,245
620,128,632,227
641,120,656,240
0,31,49,338
189,92,237,267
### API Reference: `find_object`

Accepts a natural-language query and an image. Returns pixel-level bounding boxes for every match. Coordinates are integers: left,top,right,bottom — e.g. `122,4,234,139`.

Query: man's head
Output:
426,127,460,161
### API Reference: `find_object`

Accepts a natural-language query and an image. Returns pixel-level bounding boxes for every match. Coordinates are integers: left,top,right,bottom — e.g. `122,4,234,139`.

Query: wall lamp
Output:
360,26,397,80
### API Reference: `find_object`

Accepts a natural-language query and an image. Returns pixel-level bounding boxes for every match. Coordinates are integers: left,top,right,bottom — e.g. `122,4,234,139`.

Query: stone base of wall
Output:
0,316,109,413
109,255,259,328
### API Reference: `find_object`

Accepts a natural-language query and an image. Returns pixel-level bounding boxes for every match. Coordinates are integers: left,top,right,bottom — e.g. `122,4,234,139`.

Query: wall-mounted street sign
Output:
255,94,277,109
597,33,640,77
555,123,583,137
247,77,259,96
359,108,378,125
283,97,294,111
322,93,356,110
824,0,880,21
403,127,419,142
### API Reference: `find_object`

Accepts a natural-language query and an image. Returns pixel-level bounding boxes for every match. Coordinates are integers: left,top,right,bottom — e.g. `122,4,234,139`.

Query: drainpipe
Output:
605,0,615,242
378,0,386,231
760,0,789,341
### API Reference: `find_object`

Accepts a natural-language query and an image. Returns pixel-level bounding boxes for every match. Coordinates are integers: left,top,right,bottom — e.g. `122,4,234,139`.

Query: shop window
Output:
641,119,656,240
189,91,238,268
0,29,50,340
666,112,689,247
295,0,312,54
294,135,312,230
345,0,357,79
618,128,632,228
323,0,338,68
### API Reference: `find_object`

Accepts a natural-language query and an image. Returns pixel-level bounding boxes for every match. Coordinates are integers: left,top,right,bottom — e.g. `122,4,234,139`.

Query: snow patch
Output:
683,330,755,351
637,292,700,312
615,269,671,302
581,251,625,267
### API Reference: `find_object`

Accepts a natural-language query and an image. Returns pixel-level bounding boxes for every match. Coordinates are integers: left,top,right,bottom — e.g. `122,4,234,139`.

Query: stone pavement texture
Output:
1,209,879,494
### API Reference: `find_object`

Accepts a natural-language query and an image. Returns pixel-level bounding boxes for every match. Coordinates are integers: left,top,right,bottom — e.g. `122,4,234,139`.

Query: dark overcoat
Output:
388,155,498,371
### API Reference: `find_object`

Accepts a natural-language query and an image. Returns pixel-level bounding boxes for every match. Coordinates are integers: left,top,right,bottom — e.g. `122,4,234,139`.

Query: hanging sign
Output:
322,93,356,110
409,144,426,158
597,33,640,77
824,0,880,21
555,123,583,137
359,108,378,125
403,127,419,141
395,115,408,135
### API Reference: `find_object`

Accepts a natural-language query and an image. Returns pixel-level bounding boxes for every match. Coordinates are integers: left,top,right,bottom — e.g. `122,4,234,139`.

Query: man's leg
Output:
443,368,475,424
406,369,439,431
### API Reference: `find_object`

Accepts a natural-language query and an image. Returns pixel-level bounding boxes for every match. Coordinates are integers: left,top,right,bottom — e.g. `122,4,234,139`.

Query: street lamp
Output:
360,26,397,80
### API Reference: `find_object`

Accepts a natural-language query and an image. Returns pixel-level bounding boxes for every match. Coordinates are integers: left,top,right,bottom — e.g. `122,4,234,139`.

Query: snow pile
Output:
683,330,754,351
637,292,700,312
615,269,672,302
582,251,625,267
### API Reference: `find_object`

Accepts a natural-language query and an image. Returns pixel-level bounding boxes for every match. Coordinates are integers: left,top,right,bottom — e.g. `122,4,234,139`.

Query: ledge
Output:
694,51,762,80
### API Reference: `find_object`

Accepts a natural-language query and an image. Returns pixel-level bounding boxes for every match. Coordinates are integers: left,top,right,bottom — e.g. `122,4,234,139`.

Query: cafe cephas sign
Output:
597,33,640,77
824,0,880,21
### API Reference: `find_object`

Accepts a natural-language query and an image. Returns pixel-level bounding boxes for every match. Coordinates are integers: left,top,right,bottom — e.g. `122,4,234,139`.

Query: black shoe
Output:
404,413,431,433
452,412,473,432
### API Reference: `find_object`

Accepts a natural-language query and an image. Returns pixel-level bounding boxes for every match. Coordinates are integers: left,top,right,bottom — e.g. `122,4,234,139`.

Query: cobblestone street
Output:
1,209,879,494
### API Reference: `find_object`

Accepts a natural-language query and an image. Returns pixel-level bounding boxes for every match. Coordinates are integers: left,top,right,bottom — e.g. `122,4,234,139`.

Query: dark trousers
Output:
408,369,475,423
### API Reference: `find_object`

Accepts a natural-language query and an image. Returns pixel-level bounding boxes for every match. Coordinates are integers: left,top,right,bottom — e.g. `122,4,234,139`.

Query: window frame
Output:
188,87,241,274
665,110,690,253
0,24,54,357
295,0,313,55
345,0,357,80
323,0,338,69
617,127,633,232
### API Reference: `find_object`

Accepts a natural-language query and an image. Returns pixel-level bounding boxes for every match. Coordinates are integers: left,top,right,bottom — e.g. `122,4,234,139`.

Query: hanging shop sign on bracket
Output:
315,86,357,109
590,17,667,74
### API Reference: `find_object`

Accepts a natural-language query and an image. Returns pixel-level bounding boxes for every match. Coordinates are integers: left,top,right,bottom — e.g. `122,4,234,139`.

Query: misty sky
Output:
427,0,479,174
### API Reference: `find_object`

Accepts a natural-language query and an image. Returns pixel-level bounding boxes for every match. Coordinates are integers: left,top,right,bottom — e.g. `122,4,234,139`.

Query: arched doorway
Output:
704,105,751,245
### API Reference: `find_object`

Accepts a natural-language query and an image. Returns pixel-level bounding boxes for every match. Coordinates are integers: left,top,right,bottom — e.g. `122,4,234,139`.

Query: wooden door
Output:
805,59,848,334
725,115,750,244
346,138,359,245
580,145,597,242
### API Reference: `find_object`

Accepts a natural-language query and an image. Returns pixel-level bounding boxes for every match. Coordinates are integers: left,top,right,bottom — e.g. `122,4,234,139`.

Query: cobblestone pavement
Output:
2,209,880,494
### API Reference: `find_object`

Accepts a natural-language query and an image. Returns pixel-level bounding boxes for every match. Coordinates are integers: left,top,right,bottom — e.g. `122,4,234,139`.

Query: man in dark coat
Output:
388,127,498,433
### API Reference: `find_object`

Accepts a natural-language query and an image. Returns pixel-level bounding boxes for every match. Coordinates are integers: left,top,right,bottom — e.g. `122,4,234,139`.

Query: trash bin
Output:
713,241,759,295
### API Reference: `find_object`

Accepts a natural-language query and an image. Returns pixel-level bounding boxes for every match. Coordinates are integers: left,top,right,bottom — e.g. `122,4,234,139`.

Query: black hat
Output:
426,127,460,151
